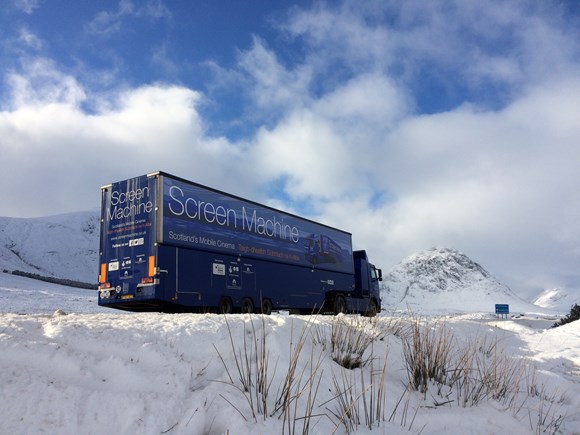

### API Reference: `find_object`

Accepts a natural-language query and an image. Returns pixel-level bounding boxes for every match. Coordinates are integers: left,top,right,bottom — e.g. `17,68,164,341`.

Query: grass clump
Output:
211,312,566,434
400,315,453,394
214,315,326,434
329,315,387,369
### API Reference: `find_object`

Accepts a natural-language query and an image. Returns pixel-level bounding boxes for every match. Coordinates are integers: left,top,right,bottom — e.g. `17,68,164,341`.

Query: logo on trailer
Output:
129,238,145,247
213,263,225,275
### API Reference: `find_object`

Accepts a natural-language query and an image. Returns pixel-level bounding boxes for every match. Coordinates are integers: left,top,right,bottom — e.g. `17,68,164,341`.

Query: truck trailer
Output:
98,172,382,315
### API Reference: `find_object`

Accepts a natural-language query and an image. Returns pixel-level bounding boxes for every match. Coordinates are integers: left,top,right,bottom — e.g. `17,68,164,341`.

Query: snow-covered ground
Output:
0,273,105,314
1,273,578,434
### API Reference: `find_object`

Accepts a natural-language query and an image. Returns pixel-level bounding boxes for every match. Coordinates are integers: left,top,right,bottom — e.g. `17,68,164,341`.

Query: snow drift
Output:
1,305,579,435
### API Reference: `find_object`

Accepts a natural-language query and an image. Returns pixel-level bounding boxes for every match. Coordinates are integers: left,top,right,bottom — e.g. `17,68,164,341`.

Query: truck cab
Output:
353,250,382,316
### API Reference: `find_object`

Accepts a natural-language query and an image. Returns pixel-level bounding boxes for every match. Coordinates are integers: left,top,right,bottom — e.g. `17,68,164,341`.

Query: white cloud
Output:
85,0,134,36
249,72,410,202
371,78,580,292
314,73,409,129
85,0,171,36
240,37,580,295
282,1,393,74
237,37,312,116
18,27,43,50
142,0,171,20
5,58,86,107
0,61,250,218
253,110,353,200
13,0,40,14
151,42,179,76
283,0,578,97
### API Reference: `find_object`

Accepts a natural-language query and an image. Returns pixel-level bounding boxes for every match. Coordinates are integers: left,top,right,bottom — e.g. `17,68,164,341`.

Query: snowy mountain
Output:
381,247,543,314
0,211,99,283
534,287,579,312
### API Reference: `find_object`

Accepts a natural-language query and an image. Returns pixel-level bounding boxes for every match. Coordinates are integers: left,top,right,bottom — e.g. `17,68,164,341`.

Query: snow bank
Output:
1,273,579,434
1,308,579,434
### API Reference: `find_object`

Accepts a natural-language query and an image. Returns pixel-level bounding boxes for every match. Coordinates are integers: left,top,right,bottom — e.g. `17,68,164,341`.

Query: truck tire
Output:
365,299,378,317
260,299,273,315
241,298,254,314
218,297,233,314
333,295,347,315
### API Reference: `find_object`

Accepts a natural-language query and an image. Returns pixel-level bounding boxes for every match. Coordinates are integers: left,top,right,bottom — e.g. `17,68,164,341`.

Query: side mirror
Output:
377,268,383,282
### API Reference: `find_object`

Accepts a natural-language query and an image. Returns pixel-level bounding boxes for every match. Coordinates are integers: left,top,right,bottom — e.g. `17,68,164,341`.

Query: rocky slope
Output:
381,247,544,314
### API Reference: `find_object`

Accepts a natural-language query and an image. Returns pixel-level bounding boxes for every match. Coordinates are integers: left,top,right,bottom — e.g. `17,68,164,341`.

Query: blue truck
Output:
98,172,382,315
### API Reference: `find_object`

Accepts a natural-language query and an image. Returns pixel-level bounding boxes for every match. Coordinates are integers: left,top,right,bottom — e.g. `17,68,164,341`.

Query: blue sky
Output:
1,0,579,299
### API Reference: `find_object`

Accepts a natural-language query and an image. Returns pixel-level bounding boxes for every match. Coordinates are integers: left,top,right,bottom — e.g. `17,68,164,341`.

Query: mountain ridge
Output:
381,247,546,314
0,211,99,283
534,287,579,311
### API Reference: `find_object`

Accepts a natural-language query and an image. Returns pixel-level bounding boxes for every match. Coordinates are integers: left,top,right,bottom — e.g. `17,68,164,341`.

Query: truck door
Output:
354,257,370,297
157,244,177,301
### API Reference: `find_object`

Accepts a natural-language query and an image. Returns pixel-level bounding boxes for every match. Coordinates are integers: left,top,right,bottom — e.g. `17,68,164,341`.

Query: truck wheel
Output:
218,297,233,314
261,299,273,315
241,298,254,314
333,295,347,315
365,299,378,317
